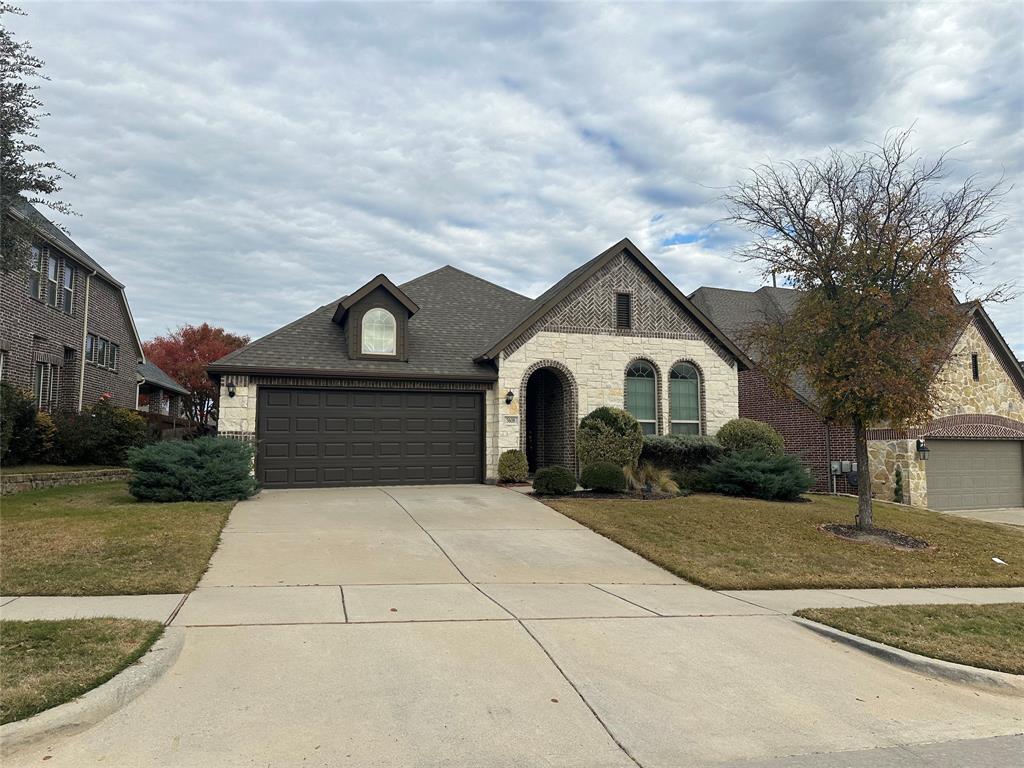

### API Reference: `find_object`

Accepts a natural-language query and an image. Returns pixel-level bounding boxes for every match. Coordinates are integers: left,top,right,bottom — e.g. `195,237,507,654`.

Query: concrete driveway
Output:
10,486,1023,767
941,507,1024,526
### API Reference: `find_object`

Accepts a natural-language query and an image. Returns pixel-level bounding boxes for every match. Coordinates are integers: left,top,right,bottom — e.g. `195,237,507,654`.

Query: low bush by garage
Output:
497,449,529,483
128,437,258,502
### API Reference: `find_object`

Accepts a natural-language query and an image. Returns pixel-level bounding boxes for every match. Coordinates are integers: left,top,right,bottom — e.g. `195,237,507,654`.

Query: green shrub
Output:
577,407,643,469
703,450,812,501
893,465,904,504
715,418,785,456
640,434,725,472
0,382,42,466
580,461,627,493
52,398,148,465
497,449,529,483
532,465,577,496
128,437,257,502
672,467,712,493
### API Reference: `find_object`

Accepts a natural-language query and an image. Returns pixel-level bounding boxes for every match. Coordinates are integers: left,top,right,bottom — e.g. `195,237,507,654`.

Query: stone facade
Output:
489,331,738,478
217,375,258,442
932,319,1024,419
866,438,928,508
1,467,133,496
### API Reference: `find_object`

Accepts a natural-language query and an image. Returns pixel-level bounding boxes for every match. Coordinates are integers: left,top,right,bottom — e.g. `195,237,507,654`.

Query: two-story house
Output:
1,201,146,412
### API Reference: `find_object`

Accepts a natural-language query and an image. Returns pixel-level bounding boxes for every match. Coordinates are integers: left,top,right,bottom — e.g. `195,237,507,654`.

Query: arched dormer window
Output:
625,360,657,435
361,308,397,355
670,362,701,435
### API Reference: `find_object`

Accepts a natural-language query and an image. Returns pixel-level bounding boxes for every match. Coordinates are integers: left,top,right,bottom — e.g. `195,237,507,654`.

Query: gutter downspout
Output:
77,270,96,412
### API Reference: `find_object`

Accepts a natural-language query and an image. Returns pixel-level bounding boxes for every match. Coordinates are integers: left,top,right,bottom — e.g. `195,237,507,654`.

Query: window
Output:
615,293,632,330
85,333,97,363
35,362,58,411
0,350,7,381
98,338,108,368
46,253,59,307
670,362,701,435
625,360,657,435
109,343,119,371
62,263,75,313
971,353,979,381
361,308,396,355
27,246,42,299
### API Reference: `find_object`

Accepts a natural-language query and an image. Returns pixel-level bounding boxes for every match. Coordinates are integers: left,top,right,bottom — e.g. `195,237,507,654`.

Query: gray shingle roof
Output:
9,200,124,288
209,265,535,380
137,361,190,396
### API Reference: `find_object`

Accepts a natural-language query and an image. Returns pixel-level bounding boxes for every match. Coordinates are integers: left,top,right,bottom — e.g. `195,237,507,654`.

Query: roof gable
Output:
476,238,751,367
331,274,420,324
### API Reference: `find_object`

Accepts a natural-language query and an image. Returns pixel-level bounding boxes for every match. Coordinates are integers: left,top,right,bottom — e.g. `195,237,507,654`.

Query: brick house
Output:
1,202,146,412
690,286,1024,511
210,239,750,489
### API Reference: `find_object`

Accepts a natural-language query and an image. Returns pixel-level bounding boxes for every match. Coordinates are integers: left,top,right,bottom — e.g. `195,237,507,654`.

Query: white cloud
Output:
13,1,1024,352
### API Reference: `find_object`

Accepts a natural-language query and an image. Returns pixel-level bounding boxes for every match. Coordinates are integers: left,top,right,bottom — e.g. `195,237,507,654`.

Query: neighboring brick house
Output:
210,239,750,489
0,202,145,411
690,285,1024,511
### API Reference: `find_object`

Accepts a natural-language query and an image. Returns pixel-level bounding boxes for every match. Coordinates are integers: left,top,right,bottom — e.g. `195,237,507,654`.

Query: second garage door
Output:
257,388,483,488
926,439,1024,511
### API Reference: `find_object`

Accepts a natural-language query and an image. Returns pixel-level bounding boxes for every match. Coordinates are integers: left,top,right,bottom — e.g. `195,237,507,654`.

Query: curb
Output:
793,617,1024,696
0,626,186,756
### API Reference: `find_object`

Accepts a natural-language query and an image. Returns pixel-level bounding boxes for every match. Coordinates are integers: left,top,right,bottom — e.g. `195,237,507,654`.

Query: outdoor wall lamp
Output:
916,438,930,460
227,382,237,398
505,390,514,405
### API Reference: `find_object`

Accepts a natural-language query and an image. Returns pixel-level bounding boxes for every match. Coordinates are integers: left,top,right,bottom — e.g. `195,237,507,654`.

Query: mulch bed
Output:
820,523,930,551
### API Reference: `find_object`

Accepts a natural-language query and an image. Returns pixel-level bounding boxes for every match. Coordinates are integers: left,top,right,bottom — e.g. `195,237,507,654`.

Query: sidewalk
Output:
2,587,1020,623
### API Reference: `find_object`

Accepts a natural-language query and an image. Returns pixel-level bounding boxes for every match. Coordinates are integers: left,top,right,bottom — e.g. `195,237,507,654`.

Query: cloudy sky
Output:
13,1,1024,353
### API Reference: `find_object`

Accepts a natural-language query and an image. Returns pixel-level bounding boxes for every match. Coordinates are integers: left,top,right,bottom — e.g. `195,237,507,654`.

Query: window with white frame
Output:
86,333,96,363
625,360,658,435
27,246,42,298
62,263,75,314
0,350,8,381
361,308,397,355
35,362,58,411
46,253,59,307
670,362,701,435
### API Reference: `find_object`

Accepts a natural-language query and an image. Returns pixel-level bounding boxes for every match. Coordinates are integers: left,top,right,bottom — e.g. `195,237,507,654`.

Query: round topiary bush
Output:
497,449,529,483
580,461,627,493
715,418,785,456
532,465,577,496
576,407,643,469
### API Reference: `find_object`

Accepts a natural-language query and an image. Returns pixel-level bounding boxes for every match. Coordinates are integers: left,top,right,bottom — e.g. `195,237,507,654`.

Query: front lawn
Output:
0,618,163,724
546,494,1024,589
1,482,234,595
796,603,1024,675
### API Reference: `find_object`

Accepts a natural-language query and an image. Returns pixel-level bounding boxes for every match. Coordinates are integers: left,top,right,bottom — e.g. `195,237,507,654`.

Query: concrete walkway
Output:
4,486,1023,767
941,507,1024,527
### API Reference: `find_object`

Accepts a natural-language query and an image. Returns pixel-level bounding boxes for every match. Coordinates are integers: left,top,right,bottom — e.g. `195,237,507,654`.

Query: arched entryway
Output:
521,362,577,473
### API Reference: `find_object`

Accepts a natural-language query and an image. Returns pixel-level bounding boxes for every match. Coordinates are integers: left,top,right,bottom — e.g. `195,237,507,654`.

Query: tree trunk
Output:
853,416,873,530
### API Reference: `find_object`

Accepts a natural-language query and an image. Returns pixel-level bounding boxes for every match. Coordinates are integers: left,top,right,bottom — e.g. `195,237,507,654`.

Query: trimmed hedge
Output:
532,466,577,496
580,461,627,493
497,449,529,483
640,434,725,472
52,399,148,465
128,437,258,502
577,407,643,469
703,450,812,501
1,382,44,465
715,418,785,456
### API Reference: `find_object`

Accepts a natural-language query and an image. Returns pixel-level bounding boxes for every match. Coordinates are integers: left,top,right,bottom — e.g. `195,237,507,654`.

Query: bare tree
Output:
725,130,1008,529
1,3,75,273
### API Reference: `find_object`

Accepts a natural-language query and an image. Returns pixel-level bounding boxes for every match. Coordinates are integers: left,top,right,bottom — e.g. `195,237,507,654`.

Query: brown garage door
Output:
257,388,483,488
926,439,1024,511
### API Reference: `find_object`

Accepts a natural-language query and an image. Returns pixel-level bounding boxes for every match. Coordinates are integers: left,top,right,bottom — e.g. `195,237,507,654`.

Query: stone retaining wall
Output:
1,468,132,495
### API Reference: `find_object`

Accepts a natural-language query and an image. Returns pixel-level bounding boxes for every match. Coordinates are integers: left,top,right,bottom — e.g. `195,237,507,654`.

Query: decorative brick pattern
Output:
623,356,663,434
668,357,708,437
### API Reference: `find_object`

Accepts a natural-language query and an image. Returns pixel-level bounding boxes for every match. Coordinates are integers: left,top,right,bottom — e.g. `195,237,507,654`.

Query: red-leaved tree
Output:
143,323,249,424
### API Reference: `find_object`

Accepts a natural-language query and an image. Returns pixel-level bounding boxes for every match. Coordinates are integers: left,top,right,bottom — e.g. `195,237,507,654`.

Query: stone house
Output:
690,286,1024,511
209,239,749,488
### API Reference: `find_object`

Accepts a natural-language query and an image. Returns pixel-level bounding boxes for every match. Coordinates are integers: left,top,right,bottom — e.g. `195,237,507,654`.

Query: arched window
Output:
361,308,397,354
625,360,657,435
670,362,701,435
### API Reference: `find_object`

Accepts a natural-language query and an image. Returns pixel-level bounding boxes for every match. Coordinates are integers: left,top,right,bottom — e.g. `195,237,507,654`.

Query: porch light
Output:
505,390,514,405
916,438,930,460
227,382,237,398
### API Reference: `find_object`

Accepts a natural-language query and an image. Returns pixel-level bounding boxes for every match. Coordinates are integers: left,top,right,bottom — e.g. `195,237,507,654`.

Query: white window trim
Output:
361,308,397,355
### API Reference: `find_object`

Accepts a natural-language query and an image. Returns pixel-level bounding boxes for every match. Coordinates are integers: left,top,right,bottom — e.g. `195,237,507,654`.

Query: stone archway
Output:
520,361,578,473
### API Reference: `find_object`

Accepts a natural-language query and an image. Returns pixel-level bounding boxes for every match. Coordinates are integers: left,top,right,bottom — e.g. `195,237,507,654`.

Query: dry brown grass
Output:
796,603,1024,674
1,618,164,724
1,482,233,595
546,493,1024,589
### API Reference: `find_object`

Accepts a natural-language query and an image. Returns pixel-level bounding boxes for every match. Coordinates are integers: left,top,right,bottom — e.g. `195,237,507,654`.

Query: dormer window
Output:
362,308,397,355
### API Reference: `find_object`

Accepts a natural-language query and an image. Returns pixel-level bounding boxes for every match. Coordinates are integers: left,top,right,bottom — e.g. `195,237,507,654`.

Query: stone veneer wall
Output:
932,320,1024,419
866,439,927,509
1,467,133,495
217,375,257,443
489,331,738,478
